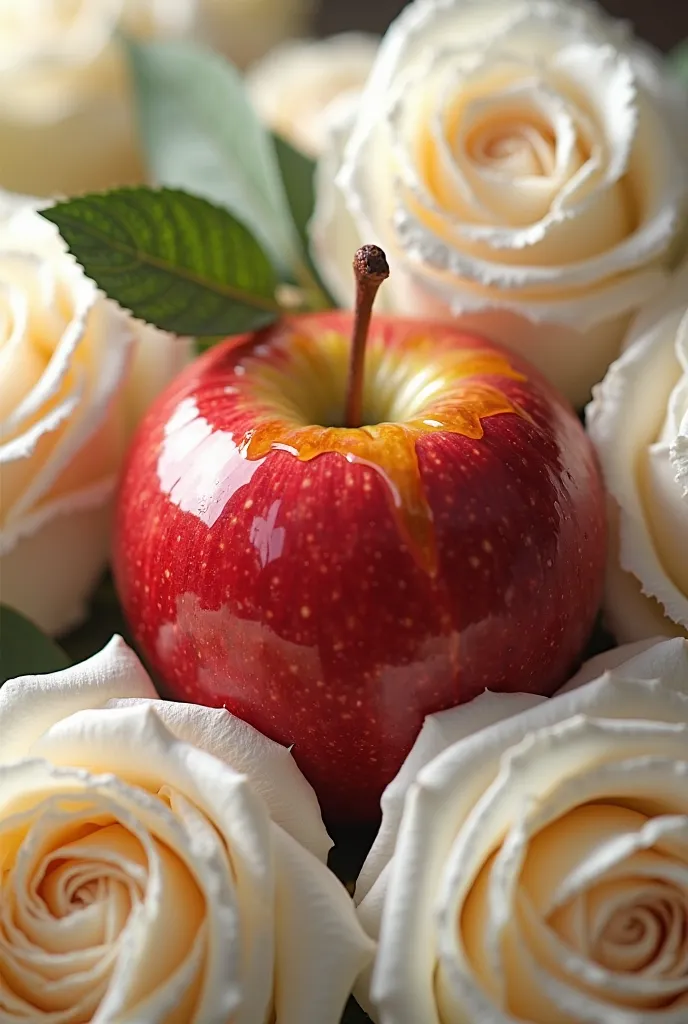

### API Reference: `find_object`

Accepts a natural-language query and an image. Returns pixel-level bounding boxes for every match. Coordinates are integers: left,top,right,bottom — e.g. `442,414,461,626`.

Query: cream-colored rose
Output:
122,0,196,38
355,637,688,1023
0,201,189,635
311,0,688,407
0,0,318,198
587,260,688,642
247,34,378,157
0,0,194,198
0,636,373,1022
194,0,315,70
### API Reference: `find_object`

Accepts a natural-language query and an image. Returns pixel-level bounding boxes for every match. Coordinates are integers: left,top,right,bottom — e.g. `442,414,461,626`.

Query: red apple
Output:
115,271,605,823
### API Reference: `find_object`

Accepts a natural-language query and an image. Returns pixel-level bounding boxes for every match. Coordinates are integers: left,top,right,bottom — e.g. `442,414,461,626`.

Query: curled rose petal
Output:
587,260,688,642
247,33,378,157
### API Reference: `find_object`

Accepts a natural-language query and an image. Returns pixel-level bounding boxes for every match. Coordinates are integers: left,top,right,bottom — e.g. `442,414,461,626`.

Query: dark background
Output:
315,0,688,53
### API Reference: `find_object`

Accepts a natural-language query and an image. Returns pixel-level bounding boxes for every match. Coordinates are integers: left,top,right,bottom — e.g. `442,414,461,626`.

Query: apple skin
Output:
114,311,606,823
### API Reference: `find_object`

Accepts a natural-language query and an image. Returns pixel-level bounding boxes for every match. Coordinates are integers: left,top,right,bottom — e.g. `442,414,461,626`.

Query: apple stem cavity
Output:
344,245,390,428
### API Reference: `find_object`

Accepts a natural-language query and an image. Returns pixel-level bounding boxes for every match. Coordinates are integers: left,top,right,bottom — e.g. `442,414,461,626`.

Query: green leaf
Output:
42,188,281,337
668,40,688,82
126,37,300,275
1,606,71,686
272,133,316,251
272,133,336,305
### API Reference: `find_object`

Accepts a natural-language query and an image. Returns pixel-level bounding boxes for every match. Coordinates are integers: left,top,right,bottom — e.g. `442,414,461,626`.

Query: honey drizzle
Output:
236,334,527,576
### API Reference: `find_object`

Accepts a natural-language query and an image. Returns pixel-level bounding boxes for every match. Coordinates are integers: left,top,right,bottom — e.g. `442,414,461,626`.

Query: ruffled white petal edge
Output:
355,690,546,907
110,698,332,863
2,635,332,862
0,637,156,765
586,261,688,633
356,640,676,915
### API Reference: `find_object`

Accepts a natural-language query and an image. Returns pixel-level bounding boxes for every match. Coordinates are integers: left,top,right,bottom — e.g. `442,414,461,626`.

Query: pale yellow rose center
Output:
462,803,688,1017
591,889,687,973
0,789,207,1022
551,875,688,978
390,55,635,273
465,117,557,178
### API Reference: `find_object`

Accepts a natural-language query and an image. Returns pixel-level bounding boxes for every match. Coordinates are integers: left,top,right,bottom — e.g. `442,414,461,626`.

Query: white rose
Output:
355,637,688,1023
121,0,196,38
0,0,194,198
0,636,373,1022
0,201,189,636
194,0,315,70
311,0,688,407
247,34,379,158
587,260,688,643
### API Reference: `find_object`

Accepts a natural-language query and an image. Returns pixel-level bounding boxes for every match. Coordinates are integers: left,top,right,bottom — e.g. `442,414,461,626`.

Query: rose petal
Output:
587,262,688,636
311,98,387,311
0,637,156,764
124,320,193,436
272,825,374,1024
559,637,673,692
0,485,115,634
356,690,545,906
246,33,378,157
109,697,332,862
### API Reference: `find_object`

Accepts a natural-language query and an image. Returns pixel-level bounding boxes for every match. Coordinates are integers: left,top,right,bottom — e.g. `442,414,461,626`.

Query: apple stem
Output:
344,245,390,428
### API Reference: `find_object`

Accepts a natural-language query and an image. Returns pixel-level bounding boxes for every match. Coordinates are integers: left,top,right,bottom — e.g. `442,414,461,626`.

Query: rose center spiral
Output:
466,117,556,177
590,888,688,975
